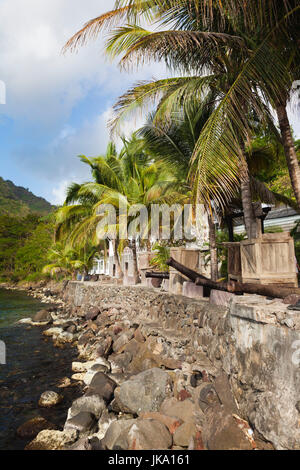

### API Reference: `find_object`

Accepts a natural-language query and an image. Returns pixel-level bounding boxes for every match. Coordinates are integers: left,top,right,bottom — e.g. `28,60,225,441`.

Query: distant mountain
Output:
0,177,55,216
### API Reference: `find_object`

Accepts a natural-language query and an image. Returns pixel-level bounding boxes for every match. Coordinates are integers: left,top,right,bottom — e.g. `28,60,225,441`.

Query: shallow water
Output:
0,288,81,450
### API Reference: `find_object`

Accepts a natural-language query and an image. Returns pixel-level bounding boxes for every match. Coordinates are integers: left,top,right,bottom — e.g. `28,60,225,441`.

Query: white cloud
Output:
51,179,70,206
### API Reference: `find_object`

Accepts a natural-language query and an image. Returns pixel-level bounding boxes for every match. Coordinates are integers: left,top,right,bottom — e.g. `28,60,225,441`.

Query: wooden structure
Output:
225,232,298,287
169,248,200,295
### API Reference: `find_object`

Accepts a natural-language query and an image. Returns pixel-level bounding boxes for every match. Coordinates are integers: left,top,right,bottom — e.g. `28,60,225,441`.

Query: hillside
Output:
0,177,54,216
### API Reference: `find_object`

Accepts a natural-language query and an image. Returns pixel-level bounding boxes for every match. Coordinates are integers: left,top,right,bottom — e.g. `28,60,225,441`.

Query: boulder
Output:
102,419,137,450
66,438,92,451
116,368,173,415
139,412,182,435
38,391,63,408
121,419,172,450
86,372,117,403
33,309,52,323
113,332,134,353
68,395,106,420
85,308,101,321
25,430,77,451
173,422,198,448
96,337,113,359
160,398,196,424
204,408,254,450
43,327,63,338
96,409,118,441
64,412,97,436
17,417,57,440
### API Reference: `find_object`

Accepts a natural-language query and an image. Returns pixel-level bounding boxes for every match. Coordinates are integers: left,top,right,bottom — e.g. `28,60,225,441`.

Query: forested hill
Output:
0,177,54,216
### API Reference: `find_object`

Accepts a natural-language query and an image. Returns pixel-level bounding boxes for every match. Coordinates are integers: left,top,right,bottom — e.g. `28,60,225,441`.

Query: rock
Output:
196,383,220,413
96,337,113,358
66,438,92,451
84,363,111,386
86,308,101,321
38,391,63,408
86,372,117,403
113,332,134,353
57,331,74,344
33,309,52,323
25,430,77,451
109,352,132,374
17,417,57,440
214,373,239,414
139,412,182,434
117,368,173,415
102,419,137,450
96,409,118,440
160,357,182,370
173,422,198,448
43,327,63,338
178,390,192,402
17,318,33,325
204,409,254,450
122,419,172,450
134,329,146,343
64,412,97,436
68,395,106,420
57,377,72,389
160,398,196,424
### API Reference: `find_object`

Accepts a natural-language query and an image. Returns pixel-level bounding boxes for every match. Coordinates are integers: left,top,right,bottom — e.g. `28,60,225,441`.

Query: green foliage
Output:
0,214,54,282
150,242,170,272
0,177,55,216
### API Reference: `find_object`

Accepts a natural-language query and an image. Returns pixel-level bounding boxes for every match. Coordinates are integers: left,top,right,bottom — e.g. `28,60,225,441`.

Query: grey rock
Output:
64,412,97,435
102,419,137,450
87,372,117,403
117,368,173,415
69,395,106,420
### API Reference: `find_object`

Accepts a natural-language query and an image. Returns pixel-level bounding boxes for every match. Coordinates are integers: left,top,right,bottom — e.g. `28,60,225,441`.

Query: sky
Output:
0,0,299,205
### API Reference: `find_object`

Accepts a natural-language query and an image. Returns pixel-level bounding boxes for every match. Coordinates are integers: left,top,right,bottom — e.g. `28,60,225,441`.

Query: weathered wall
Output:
64,282,300,450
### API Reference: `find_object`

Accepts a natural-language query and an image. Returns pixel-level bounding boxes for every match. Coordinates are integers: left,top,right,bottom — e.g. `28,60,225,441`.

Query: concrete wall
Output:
64,282,300,450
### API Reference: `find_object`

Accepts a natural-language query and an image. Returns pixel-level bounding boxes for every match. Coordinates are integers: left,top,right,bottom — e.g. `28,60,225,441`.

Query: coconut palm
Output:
141,96,298,279
55,134,188,283
64,0,300,237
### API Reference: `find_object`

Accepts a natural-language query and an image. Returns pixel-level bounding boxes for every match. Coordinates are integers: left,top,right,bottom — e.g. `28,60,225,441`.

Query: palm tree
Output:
141,97,297,279
64,0,300,235
55,134,187,283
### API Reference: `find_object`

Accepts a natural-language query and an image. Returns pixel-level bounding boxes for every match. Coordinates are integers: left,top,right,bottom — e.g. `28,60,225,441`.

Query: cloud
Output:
0,0,168,201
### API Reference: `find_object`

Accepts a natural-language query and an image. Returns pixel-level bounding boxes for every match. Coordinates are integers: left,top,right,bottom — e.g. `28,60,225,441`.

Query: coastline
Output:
3,279,268,452
0,284,83,450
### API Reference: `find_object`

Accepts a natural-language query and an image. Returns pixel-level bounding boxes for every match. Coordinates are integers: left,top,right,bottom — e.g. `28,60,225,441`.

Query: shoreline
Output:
6,280,269,451
0,285,83,450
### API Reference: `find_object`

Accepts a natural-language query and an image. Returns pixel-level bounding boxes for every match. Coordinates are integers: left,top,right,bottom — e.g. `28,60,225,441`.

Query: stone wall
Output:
64,281,300,450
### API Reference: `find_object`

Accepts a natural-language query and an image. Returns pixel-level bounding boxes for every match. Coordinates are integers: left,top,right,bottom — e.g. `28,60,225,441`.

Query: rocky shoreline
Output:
2,280,271,451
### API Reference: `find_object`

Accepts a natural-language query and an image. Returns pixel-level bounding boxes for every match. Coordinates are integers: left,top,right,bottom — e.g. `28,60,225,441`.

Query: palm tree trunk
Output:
208,213,218,282
276,102,300,209
113,238,123,279
131,239,140,284
239,158,257,240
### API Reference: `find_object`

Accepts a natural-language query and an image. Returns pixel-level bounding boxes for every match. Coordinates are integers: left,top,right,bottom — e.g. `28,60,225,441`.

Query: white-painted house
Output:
234,206,300,235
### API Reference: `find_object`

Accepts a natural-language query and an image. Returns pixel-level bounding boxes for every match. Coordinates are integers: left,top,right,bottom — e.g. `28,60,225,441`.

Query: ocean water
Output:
0,288,81,450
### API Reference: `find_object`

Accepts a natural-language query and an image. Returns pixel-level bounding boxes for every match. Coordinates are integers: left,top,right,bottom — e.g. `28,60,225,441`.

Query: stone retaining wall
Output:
64,281,300,450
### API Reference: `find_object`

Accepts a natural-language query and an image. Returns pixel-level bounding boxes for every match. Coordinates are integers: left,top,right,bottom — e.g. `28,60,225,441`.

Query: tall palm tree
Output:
141,97,297,279
64,0,300,236
55,134,187,283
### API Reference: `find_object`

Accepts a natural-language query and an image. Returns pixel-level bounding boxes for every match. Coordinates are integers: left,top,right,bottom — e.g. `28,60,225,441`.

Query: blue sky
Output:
0,0,299,205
